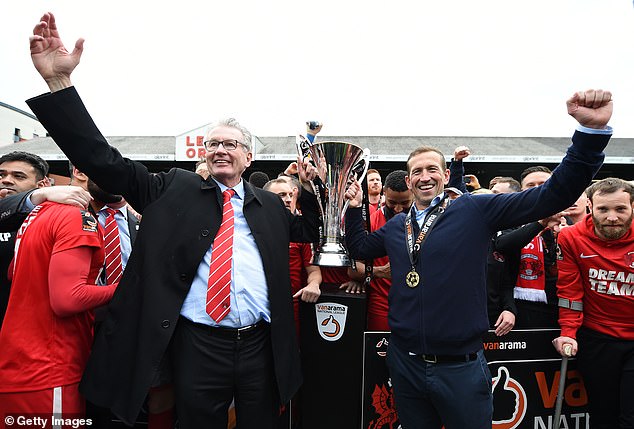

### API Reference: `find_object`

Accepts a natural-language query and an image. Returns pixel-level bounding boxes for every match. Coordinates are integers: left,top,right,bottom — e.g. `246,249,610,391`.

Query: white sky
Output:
1,0,634,138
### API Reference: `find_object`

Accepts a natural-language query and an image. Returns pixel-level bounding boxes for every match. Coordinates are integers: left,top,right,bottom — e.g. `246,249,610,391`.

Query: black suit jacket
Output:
126,209,140,244
0,192,32,328
0,192,36,232
27,88,321,425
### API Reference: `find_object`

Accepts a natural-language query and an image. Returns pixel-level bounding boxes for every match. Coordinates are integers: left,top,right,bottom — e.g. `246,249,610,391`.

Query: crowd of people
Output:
0,11,631,429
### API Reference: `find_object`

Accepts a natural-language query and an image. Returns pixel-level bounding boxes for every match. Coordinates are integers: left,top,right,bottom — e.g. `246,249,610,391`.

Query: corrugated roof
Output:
3,134,633,164
257,135,634,164
1,136,175,161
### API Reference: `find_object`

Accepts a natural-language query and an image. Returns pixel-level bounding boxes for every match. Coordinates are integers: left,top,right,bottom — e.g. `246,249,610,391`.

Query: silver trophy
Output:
297,136,370,266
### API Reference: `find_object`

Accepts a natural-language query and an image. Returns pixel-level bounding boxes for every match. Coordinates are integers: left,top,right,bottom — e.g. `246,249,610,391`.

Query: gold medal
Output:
406,270,420,288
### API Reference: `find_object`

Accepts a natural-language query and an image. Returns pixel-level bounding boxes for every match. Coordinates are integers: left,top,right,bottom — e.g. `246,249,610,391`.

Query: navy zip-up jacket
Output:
345,130,610,355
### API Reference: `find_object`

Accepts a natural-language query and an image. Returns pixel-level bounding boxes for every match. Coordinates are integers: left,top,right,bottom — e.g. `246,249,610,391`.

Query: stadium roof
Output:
3,134,633,164
0,101,38,120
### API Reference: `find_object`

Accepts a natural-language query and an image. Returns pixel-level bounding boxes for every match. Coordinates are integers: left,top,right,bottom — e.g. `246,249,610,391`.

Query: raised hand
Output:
283,161,299,176
306,121,323,136
566,89,613,129
344,178,363,208
453,145,471,161
29,12,84,92
297,155,317,187
464,174,481,190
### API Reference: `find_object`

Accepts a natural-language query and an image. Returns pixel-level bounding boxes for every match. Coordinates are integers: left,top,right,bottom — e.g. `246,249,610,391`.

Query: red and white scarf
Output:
514,235,547,303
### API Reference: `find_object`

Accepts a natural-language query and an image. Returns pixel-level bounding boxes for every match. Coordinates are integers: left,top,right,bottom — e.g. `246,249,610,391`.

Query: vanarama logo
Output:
315,302,348,341
492,366,527,429
484,341,527,351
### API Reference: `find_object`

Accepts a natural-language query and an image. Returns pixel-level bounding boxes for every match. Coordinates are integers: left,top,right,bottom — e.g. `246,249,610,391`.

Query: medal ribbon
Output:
405,196,449,270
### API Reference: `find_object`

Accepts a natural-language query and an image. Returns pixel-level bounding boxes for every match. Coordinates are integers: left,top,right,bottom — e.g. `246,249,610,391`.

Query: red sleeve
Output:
48,246,117,317
300,243,314,268
52,207,102,255
556,229,584,338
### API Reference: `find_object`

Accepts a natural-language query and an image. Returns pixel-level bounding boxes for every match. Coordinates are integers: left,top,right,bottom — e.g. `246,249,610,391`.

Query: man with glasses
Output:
25,13,321,429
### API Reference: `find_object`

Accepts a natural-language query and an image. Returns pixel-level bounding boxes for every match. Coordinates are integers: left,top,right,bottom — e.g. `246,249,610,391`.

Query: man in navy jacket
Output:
345,90,613,429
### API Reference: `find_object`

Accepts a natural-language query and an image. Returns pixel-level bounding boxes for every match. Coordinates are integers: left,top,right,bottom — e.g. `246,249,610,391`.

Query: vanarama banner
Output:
362,329,590,429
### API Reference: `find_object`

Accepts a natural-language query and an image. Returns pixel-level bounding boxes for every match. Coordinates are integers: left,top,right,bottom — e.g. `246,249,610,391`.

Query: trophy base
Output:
313,243,350,267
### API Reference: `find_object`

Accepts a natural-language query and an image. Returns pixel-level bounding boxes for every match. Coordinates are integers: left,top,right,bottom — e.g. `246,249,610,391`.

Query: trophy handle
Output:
351,148,371,184
295,135,325,219
341,148,371,228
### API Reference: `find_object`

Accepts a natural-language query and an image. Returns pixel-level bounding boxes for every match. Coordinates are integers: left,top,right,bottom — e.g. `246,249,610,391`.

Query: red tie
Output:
206,189,236,322
103,208,123,284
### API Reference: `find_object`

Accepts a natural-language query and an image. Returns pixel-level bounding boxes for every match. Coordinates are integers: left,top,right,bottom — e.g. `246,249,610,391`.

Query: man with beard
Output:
553,178,634,429
0,166,121,420
0,151,50,329
344,89,614,428
366,169,383,214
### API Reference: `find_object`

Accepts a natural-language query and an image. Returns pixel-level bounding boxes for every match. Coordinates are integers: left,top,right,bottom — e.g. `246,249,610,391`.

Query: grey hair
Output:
206,118,253,151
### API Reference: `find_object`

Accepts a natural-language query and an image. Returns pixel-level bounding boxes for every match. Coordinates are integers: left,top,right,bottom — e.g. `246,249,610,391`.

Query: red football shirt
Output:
289,242,314,335
367,207,391,331
0,202,109,392
557,215,634,340
289,242,313,295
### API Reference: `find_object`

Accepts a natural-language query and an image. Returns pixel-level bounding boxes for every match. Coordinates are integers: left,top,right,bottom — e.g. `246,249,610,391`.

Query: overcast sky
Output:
1,0,633,139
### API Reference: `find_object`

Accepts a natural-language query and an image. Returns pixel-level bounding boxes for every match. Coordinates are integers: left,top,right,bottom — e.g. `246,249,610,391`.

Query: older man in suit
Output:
27,13,321,429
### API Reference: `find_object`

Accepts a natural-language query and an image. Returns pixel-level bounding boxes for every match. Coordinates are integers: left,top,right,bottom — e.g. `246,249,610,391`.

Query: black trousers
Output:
172,318,280,429
577,326,634,429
